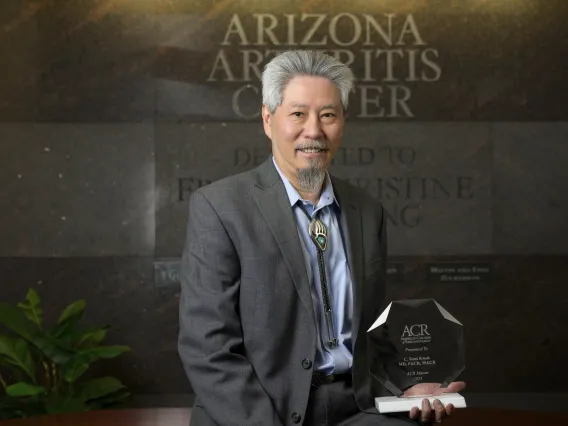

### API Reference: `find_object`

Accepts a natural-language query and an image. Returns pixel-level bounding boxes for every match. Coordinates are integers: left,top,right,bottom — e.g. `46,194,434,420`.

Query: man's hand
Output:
403,381,466,424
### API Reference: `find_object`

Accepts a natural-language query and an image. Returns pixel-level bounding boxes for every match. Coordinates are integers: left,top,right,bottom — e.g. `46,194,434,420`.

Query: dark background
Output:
1,0,567,408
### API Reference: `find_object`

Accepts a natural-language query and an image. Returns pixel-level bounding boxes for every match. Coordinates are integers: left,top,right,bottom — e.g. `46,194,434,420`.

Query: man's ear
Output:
261,104,272,139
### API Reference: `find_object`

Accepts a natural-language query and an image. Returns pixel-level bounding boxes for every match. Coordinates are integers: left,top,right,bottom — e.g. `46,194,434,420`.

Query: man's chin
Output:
294,153,329,169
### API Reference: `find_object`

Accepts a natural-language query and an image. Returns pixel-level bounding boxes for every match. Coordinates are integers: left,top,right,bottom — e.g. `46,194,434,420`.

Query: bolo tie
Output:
296,203,339,348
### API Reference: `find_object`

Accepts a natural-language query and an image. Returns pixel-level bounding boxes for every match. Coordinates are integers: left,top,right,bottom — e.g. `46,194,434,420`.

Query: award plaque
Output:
367,299,466,413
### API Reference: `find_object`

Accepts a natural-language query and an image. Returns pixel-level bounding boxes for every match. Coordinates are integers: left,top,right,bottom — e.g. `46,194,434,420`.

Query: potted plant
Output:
0,288,131,419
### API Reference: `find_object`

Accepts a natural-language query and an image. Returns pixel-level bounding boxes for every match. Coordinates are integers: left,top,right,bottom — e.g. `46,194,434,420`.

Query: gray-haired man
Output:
178,50,465,425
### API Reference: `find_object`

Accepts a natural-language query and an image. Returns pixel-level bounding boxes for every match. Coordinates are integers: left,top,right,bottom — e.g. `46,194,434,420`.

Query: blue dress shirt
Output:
272,157,354,374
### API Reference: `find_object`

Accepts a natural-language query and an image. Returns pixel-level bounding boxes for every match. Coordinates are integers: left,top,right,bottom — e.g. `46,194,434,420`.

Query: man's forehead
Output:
285,101,340,109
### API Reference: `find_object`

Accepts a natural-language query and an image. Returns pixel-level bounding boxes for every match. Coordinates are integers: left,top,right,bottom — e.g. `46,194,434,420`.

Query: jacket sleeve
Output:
177,190,284,426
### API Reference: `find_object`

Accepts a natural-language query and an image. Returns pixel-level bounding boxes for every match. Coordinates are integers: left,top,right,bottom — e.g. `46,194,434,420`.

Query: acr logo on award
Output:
401,324,432,344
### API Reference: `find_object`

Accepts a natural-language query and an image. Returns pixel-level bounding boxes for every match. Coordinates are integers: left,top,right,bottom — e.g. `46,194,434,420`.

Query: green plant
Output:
0,288,131,419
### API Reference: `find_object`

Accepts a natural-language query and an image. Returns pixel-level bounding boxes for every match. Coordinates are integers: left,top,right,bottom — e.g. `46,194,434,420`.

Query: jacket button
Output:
291,412,301,423
301,358,312,369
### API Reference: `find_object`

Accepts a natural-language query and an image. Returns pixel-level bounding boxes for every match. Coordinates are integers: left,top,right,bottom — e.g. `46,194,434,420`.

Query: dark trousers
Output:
304,378,418,426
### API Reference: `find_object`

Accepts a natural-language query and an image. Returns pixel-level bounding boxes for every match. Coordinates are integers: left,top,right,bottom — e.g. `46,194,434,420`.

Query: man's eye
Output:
322,113,336,118
292,112,303,117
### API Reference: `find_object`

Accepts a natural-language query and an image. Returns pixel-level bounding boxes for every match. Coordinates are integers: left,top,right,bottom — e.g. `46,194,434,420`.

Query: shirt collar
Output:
272,155,340,210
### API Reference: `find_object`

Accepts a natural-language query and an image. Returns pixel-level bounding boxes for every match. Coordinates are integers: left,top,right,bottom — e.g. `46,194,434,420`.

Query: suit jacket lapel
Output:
253,158,316,326
332,177,364,349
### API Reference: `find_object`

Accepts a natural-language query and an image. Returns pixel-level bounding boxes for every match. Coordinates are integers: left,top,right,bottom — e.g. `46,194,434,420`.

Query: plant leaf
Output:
6,382,46,397
75,327,108,348
57,300,86,325
0,303,40,341
0,304,71,364
60,358,90,383
34,337,75,365
77,377,125,402
50,300,86,339
0,335,36,383
60,326,109,349
16,289,43,330
60,345,130,383
0,355,28,385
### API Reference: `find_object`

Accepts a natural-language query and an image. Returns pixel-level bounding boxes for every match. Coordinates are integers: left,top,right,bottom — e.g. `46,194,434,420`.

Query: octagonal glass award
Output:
367,299,466,413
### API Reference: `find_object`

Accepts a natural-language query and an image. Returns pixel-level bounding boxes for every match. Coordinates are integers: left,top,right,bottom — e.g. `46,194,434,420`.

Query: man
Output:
178,50,465,425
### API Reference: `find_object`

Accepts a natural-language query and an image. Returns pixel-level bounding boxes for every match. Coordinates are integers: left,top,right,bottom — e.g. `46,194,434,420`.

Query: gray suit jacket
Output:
178,156,401,426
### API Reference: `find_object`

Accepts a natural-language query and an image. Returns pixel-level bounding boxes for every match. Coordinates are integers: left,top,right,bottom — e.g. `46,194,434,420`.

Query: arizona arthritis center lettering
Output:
208,13,442,118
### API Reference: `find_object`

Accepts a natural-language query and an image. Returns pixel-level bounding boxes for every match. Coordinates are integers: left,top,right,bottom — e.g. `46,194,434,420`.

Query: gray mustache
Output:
296,140,330,150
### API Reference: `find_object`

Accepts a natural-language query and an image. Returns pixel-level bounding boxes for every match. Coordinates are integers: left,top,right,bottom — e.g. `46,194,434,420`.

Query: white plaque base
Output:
375,393,466,413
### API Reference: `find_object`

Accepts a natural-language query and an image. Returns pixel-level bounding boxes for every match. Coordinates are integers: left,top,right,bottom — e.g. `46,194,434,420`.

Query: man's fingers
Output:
410,398,457,423
409,406,420,420
420,398,432,424
433,399,445,423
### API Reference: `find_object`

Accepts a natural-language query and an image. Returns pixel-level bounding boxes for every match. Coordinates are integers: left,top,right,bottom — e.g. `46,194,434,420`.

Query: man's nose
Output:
303,114,324,140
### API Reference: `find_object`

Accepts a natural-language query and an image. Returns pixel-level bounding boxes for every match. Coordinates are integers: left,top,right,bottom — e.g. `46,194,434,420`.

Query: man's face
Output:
262,75,344,185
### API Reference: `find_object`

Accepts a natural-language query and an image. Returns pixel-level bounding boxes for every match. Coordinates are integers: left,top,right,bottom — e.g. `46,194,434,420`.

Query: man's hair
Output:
261,50,355,113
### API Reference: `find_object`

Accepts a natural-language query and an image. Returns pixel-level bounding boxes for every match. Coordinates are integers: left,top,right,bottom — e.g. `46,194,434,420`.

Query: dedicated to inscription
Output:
163,123,488,257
